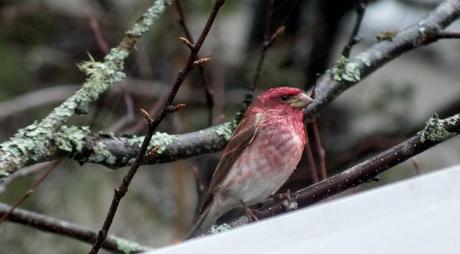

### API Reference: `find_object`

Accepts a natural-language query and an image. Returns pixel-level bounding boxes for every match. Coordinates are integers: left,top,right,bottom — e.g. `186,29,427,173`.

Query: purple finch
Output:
185,87,313,239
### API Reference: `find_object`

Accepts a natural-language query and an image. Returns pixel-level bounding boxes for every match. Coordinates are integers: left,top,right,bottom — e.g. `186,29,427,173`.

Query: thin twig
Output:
84,7,109,54
88,110,157,254
191,166,206,203
311,120,327,180
341,0,366,58
309,86,327,180
236,0,275,122
0,162,51,196
304,127,319,183
412,158,421,175
108,88,136,132
237,0,300,121
174,0,214,126
89,1,226,253
0,159,61,223
437,31,460,39
0,203,149,253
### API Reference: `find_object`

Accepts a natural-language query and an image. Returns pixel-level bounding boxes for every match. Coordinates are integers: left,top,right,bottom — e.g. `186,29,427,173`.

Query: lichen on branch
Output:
330,55,361,82
0,0,171,181
420,113,459,143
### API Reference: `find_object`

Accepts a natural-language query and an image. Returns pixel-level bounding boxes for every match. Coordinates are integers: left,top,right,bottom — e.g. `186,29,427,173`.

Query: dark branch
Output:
341,0,366,58
236,0,276,122
437,30,460,38
174,0,214,126
0,203,148,254
226,113,460,227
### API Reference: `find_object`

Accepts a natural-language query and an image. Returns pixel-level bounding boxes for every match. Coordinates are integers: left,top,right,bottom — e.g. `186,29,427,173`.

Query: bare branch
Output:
236,0,275,122
1,0,460,181
226,113,460,228
306,0,460,118
437,30,460,38
89,1,227,252
303,127,319,183
0,160,61,223
174,0,214,126
341,0,366,58
0,0,172,181
0,203,149,253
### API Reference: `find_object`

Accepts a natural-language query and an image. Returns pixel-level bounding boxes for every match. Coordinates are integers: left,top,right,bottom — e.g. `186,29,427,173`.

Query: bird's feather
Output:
197,111,262,214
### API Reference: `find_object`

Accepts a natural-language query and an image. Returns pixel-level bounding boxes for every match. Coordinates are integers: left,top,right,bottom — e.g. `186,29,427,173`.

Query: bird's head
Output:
254,87,313,112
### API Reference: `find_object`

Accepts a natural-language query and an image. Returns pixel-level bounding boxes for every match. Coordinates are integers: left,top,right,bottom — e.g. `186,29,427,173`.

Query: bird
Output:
184,87,313,239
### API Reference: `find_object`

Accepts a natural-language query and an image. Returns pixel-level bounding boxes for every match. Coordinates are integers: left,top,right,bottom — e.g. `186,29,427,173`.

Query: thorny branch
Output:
88,1,226,253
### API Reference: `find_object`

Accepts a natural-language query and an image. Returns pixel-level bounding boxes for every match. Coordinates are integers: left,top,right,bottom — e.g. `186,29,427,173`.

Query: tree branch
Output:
1,0,460,179
341,0,366,58
224,113,460,228
89,1,226,252
0,0,172,181
306,0,460,118
174,0,214,126
0,203,149,254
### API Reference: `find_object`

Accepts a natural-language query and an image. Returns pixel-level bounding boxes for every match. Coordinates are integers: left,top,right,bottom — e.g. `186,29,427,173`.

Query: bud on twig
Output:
193,57,211,66
139,108,153,123
179,37,194,49
167,103,186,113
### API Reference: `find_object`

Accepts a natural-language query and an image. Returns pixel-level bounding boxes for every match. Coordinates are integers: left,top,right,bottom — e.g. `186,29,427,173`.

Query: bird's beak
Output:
290,92,314,108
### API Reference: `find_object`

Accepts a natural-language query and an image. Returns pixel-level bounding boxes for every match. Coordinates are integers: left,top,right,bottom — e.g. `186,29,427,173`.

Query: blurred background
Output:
1,0,460,252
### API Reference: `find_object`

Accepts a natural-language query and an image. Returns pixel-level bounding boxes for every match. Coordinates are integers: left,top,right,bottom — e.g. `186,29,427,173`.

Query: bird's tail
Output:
183,199,219,240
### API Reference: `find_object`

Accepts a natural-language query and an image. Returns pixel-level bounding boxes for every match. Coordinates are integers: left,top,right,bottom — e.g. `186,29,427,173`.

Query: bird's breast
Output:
221,116,305,205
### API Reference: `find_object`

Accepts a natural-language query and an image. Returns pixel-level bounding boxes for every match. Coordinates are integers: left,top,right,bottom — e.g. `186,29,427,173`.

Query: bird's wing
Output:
198,112,262,213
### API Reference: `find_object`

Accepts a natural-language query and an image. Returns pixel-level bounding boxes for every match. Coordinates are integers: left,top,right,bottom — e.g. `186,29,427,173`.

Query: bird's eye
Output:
280,95,290,101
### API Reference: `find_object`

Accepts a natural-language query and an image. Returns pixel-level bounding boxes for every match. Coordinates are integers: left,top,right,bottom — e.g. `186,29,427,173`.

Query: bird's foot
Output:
240,200,259,222
269,189,292,203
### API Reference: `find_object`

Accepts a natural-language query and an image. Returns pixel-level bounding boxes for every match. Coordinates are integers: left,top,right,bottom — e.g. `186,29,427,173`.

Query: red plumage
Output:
184,87,313,239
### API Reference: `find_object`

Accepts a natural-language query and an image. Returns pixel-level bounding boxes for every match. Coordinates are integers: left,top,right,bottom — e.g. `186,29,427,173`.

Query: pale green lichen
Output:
87,142,117,165
420,113,459,143
210,223,232,234
126,0,172,37
151,132,177,153
215,120,237,141
127,131,177,154
54,125,91,153
0,0,170,180
355,53,372,67
112,236,148,254
331,55,361,82
0,122,54,177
